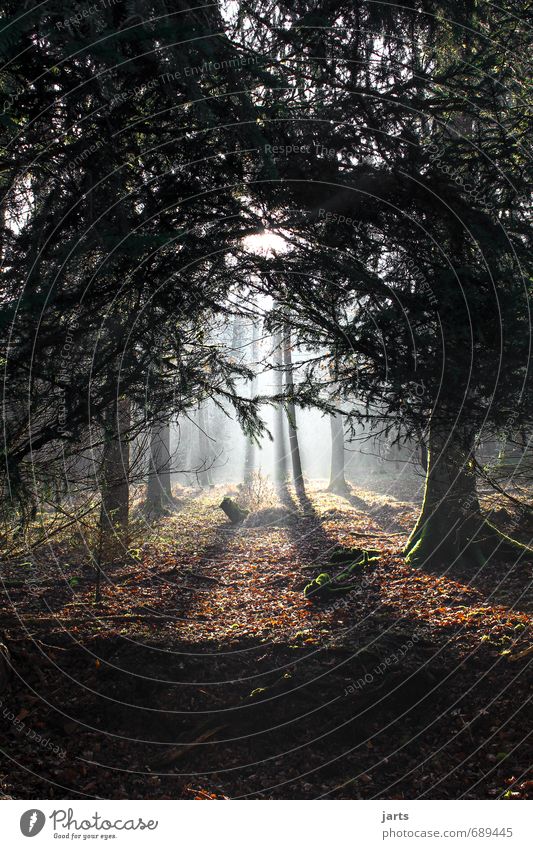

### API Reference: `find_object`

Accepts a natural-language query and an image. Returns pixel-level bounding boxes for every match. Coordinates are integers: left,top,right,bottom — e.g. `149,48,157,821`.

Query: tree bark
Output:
215,315,243,470
243,322,259,484
404,419,528,570
405,422,481,569
273,330,288,488
415,426,428,472
327,412,350,495
219,496,249,525
100,397,130,554
145,419,173,515
175,415,193,484
283,324,305,496
197,403,214,487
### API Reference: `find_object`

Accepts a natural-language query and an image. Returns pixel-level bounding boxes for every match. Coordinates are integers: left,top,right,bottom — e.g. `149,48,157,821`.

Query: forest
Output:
0,0,531,802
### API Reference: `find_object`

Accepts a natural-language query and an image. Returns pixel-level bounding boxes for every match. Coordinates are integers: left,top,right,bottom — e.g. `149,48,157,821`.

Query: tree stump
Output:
219,497,249,525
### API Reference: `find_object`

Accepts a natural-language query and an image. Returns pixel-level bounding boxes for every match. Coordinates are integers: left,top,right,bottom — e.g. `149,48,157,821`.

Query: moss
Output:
405,511,533,571
303,549,381,602
330,546,380,564
332,550,377,582
303,572,332,600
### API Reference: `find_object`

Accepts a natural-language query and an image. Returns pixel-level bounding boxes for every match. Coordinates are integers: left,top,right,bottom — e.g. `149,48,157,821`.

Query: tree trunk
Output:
283,325,305,496
175,415,192,484
243,322,259,484
145,419,173,515
197,404,214,487
243,428,256,485
273,331,288,488
214,316,243,471
327,412,349,495
404,89,533,570
404,421,528,570
415,426,428,473
100,397,130,555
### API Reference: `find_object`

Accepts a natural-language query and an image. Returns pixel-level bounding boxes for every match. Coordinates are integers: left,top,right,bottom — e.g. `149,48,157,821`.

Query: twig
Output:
3,503,101,558
474,458,533,513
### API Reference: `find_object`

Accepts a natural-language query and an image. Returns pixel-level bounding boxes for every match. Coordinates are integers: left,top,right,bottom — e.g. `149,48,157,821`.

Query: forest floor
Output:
0,478,532,800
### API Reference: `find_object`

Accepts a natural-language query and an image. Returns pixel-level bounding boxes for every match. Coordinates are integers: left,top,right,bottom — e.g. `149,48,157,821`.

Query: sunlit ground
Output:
5,480,529,650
